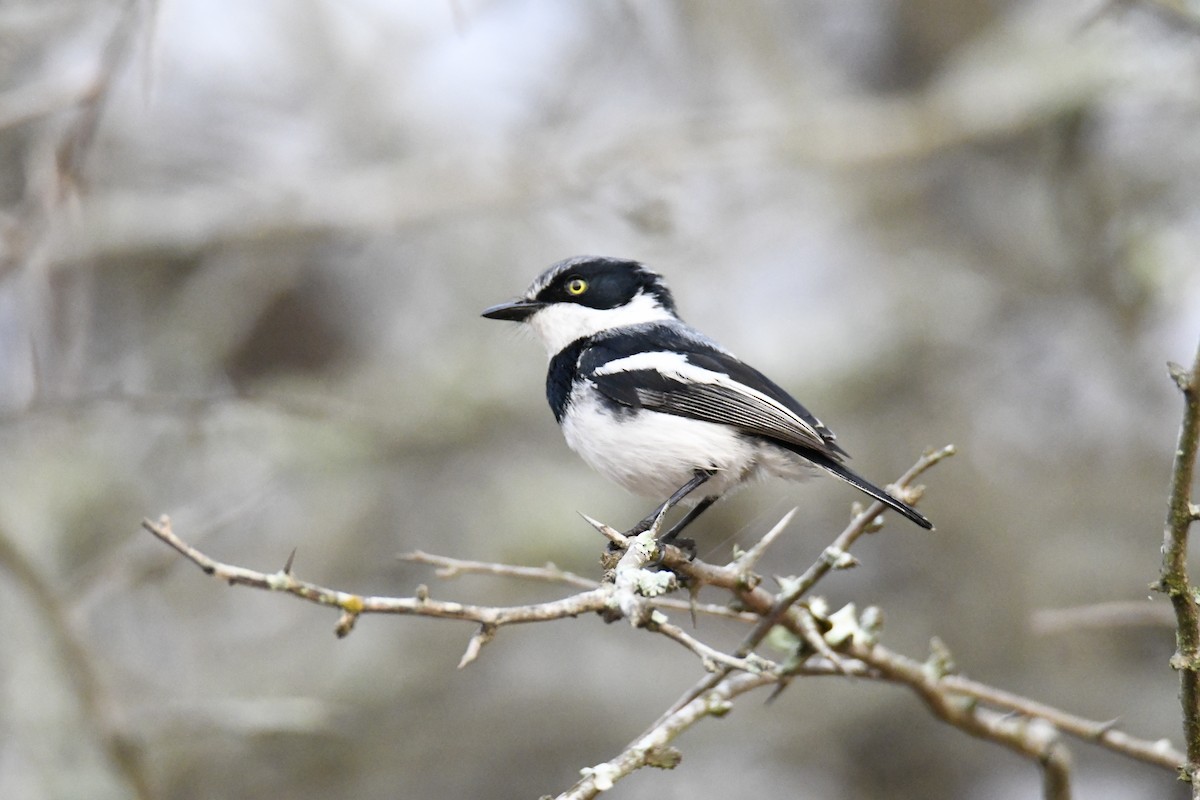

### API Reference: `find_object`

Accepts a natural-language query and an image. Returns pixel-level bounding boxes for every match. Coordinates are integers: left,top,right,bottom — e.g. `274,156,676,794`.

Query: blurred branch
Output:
0,525,151,799
143,446,1184,797
53,0,145,199
0,74,94,131
1031,601,1175,634
43,23,1113,271
1,0,147,278
401,550,597,589
1157,338,1200,787
1094,0,1200,34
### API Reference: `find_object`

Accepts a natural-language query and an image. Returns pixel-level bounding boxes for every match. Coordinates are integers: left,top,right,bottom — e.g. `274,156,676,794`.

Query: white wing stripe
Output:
594,351,825,449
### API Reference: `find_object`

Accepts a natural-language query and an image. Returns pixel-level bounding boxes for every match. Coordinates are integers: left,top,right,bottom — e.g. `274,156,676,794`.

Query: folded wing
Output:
586,344,843,459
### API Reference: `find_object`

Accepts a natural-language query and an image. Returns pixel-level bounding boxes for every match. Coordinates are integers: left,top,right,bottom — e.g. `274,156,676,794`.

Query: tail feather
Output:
804,450,933,530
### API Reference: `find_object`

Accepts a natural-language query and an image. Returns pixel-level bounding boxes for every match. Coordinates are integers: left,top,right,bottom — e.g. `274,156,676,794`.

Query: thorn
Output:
458,624,496,668
283,548,297,575
579,512,626,544
578,511,606,531
764,676,791,704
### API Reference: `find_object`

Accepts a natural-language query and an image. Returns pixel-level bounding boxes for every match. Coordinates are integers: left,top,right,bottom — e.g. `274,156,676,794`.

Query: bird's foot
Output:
644,531,696,568
658,532,697,562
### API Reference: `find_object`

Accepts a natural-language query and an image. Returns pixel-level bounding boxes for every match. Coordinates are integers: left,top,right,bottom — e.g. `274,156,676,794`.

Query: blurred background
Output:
2,1,1199,798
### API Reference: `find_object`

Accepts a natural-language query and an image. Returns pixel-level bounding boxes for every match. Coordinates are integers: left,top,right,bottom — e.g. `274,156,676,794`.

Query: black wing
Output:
581,324,845,458
580,324,932,530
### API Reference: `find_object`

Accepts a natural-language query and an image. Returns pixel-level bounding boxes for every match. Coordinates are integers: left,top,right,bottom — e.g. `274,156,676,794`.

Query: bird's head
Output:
482,256,678,355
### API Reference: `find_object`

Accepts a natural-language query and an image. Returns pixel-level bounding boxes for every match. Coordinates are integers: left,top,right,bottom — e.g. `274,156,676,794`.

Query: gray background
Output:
2,1,1199,798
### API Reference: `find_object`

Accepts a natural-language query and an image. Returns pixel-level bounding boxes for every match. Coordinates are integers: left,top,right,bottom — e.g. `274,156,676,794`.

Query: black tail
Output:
804,450,933,530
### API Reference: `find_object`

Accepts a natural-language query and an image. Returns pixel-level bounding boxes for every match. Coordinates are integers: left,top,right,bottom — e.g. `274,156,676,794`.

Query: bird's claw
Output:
650,533,696,566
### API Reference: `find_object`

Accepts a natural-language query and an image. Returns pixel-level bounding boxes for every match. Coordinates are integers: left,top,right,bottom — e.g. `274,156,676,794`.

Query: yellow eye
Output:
566,277,588,296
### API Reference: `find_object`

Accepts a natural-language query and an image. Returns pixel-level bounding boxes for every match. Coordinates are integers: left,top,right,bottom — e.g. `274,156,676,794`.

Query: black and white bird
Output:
482,256,932,546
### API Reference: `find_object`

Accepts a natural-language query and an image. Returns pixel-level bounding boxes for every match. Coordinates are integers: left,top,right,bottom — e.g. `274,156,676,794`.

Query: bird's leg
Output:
659,494,718,559
625,469,715,539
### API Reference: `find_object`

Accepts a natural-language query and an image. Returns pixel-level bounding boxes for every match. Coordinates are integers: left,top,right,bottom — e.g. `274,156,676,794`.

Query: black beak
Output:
481,299,544,322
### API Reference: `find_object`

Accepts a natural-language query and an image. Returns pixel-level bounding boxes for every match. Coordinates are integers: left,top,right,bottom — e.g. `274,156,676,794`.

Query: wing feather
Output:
587,347,838,456
575,324,930,529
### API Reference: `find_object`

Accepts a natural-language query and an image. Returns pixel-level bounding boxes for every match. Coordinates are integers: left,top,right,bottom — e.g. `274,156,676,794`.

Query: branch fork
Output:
140,437,1190,799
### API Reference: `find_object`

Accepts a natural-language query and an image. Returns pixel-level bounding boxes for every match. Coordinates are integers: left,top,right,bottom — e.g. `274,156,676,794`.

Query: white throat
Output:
528,291,676,357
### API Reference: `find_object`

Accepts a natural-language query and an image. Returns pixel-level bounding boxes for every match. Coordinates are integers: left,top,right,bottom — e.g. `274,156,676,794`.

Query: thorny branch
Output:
400,550,757,623
143,443,1187,799
1159,337,1200,790
632,445,955,731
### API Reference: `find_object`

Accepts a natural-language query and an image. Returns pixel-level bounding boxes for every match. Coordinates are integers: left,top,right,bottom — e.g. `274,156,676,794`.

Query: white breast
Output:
559,382,812,500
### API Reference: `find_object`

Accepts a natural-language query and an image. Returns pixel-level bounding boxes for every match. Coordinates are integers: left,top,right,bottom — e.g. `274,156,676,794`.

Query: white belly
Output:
559,386,811,500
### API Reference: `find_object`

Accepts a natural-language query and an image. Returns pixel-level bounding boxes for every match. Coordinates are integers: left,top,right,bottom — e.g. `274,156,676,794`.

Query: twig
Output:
1031,601,1175,634
54,0,145,198
657,491,1183,781
610,531,674,623
400,550,756,622
3,0,146,280
651,445,954,722
938,672,1185,769
745,444,955,652
403,544,748,618
400,550,598,589
552,671,777,800
1095,0,1200,35
143,514,756,671
141,515,614,658
650,617,778,676
731,507,797,572
143,443,1185,796
852,637,1078,797
1158,338,1200,787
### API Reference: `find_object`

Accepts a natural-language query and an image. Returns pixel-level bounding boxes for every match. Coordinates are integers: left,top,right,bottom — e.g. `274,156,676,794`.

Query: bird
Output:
482,255,932,548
